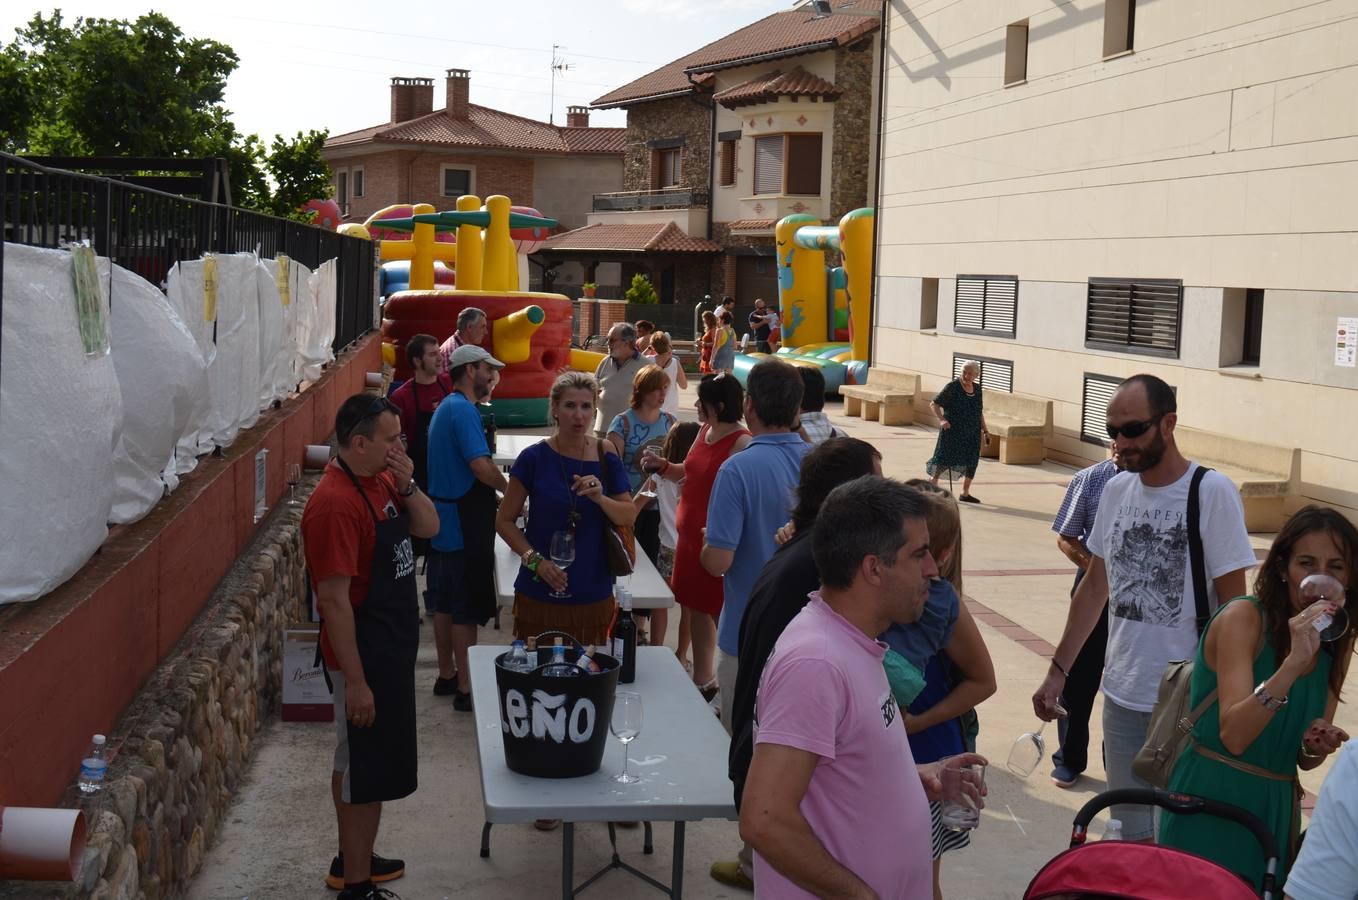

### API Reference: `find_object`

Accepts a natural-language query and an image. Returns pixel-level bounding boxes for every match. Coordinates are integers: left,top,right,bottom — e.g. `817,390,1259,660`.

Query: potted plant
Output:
581,282,598,299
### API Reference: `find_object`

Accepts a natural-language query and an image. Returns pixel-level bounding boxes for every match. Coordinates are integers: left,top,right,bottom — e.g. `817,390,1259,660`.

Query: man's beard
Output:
1120,431,1165,472
474,380,491,401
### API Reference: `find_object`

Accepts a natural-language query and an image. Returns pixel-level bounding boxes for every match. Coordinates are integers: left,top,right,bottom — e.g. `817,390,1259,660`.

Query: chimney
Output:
390,76,434,123
566,106,590,128
446,68,470,120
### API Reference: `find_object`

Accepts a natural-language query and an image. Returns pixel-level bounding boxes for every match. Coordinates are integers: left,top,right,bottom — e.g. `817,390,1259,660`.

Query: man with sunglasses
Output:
593,322,645,438
303,394,438,899
1033,374,1254,844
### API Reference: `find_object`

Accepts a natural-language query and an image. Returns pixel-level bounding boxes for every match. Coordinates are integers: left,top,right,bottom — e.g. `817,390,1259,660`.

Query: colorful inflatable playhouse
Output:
731,208,875,393
373,195,606,426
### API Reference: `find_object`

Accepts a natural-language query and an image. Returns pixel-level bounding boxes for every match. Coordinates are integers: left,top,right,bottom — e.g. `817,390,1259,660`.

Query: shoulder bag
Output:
597,438,636,577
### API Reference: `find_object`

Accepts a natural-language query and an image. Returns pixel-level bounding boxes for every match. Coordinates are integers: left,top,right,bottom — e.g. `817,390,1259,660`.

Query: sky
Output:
1,0,794,143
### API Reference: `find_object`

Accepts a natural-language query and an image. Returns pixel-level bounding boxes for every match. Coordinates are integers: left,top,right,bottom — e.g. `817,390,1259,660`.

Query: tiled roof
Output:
592,2,878,109
326,104,626,155
725,219,777,232
713,67,842,109
538,222,722,254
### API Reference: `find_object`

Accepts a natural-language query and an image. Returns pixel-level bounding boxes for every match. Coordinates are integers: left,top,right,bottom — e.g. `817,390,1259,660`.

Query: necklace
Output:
552,436,585,528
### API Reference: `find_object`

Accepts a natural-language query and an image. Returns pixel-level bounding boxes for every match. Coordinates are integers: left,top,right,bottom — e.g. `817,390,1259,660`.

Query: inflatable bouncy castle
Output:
372,195,605,426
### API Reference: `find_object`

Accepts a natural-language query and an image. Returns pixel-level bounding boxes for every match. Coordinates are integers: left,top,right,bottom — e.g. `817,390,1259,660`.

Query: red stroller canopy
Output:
1025,841,1262,899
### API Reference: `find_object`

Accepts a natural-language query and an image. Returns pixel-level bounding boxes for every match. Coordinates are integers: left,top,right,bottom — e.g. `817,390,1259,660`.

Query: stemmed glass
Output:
612,690,643,784
1301,573,1349,642
1007,703,1066,777
285,463,302,506
549,530,575,599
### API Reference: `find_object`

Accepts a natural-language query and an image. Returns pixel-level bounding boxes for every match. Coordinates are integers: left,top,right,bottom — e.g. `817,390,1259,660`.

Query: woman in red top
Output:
642,373,749,698
698,310,717,374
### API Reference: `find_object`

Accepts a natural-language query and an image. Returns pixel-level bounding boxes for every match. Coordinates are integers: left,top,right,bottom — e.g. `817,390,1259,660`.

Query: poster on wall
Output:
1337,317,1358,368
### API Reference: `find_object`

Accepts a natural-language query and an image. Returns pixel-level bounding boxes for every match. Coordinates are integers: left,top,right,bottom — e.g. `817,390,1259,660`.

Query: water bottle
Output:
543,637,580,678
78,734,108,793
505,639,530,672
1102,818,1123,841
612,590,637,684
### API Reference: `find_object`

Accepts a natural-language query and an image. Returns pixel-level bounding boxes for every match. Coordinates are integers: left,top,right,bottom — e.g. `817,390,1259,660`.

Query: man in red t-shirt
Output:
302,394,438,899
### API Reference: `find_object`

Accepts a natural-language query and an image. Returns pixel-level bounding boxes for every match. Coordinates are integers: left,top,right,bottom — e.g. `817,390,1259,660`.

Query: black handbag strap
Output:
1187,465,1212,635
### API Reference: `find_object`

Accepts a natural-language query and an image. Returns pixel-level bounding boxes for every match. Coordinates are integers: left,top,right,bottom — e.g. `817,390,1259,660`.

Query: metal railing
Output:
591,187,710,212
1,152,376,353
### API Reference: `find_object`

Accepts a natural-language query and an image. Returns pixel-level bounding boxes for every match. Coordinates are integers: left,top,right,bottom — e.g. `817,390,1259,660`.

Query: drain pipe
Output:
0,806,87,881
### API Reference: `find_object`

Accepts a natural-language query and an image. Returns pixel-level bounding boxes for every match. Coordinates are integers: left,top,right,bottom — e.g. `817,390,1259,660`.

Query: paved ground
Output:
188,385,1354,900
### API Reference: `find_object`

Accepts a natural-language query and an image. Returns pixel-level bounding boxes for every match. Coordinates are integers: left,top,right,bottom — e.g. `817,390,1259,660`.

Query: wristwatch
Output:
399,481,417,497
1253,682,1288,711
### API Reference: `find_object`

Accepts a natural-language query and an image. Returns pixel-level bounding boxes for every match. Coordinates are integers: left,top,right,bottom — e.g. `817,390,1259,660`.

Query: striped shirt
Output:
1051,458,1119,543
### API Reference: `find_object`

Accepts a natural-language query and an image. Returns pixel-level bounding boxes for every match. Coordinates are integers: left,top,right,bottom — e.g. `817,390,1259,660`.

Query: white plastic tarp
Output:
105,259,207,523
0,243,122,605
300,258,337,382
197,252,261,450
257,256,309,407
164,258,217,475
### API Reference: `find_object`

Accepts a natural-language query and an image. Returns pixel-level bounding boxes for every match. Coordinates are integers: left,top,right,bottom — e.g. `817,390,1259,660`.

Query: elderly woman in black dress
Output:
926,360,990,503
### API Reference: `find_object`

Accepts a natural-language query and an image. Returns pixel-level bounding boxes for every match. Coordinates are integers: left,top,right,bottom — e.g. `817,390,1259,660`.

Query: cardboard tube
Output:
0,806,86,882
304,445,332,470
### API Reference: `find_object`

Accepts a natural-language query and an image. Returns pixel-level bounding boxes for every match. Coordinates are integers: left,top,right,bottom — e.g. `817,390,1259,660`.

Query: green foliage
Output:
1,11,330,218
624,274,659,305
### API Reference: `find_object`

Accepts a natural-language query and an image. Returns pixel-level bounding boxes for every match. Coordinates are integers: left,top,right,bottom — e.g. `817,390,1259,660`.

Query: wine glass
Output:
549,530,575,600
1301,573,1349,642
285,463,302,506
612,691,643,784
1007,703,1066,778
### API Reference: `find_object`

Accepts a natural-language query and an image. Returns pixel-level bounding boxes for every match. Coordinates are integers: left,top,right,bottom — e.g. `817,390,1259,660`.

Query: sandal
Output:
699,679,719,704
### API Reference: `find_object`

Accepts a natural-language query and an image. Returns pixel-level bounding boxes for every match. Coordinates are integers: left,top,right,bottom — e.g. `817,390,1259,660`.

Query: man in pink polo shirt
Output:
741,476,986,899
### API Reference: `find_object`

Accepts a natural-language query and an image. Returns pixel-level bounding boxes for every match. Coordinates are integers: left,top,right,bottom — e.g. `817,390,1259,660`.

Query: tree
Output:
0,11,329,218
625,274,659,305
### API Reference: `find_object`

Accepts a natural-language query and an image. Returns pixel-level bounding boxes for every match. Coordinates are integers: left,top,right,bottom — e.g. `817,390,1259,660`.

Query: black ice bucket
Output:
493,631,620,778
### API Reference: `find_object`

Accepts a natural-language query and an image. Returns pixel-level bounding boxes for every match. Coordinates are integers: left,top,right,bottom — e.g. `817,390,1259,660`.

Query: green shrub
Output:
624,274,659,305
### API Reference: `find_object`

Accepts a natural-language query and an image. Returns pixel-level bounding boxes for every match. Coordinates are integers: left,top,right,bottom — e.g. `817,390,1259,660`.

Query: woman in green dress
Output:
1158,506,1357,891
926,361,990,503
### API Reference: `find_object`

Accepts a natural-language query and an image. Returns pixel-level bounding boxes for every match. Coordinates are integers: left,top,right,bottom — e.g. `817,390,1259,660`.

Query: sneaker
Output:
710,859,753,891
958,494,981,504
336,886,399,900
1051,764,1079,789
433,676,458,696
452,690,473,712
326,853,406,890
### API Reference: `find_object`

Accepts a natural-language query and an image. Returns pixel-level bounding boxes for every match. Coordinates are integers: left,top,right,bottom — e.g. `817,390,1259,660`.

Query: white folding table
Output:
470,646,736,898
491,432,546,468
494,536,675,611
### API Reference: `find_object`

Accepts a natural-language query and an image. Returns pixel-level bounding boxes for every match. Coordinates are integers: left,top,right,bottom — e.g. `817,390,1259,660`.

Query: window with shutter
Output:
785,134,822,195
952,354,1014,393
1081,374,1122,445
1085,277,1182,357
719,140,736,187
442,167,471,197
754,135,784,195
954,275,1018,338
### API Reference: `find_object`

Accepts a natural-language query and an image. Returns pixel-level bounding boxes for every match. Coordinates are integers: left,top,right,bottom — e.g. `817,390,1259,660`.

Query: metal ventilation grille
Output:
953,354,1013,393
955,276,1017,337
1086,278,1182,355
1081,374,1121,444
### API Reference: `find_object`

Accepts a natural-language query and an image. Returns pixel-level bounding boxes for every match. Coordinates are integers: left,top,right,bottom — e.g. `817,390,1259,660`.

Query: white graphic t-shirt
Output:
1087,463,1256,712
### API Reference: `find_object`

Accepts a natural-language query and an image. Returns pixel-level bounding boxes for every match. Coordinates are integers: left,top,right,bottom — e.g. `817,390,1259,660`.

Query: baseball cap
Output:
447,344,504,369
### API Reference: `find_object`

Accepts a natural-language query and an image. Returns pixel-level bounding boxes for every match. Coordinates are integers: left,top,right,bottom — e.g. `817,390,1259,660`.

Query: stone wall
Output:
0,511,311,900
829,39,876,222
620,96,712,194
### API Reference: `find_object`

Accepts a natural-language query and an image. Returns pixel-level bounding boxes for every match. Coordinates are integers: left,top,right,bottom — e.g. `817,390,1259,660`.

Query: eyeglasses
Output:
339,397,399,442
1105,414,1164,441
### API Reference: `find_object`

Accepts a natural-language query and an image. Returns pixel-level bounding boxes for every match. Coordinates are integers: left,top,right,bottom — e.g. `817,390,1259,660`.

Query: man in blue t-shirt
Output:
701,357,808,891
426,344,508,710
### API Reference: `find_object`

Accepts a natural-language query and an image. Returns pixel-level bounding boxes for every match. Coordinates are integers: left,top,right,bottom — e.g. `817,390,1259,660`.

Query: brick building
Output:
535,1,881,307
322,70,626,232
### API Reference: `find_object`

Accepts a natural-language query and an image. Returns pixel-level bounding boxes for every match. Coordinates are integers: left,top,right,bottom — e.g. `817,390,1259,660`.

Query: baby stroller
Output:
1024,788,1280,900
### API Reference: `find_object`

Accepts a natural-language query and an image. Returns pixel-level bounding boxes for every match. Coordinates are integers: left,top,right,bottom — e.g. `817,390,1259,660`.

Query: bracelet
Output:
1050,658,1070,678
1300,742,1324,760
1253,682,1288,711
399,481,417,497
660,459,672,476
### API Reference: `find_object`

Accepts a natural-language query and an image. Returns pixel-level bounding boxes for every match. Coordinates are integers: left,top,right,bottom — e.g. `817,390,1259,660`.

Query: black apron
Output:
455,479,499,624
330,459,420,804
409,378,449,560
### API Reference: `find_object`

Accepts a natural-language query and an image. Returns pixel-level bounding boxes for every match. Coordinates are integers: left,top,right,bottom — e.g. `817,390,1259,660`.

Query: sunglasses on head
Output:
1105,414,1164,441
339,397,399,442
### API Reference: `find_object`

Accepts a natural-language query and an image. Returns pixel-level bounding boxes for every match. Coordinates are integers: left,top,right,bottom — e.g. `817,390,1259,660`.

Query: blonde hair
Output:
903,478,964,595
630,364,670,408
649,331,672,355
549,371,598,413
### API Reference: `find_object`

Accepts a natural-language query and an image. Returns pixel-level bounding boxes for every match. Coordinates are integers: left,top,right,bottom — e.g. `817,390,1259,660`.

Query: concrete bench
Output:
839,368,919,426
1175,427,1297,532
977,390,1052,465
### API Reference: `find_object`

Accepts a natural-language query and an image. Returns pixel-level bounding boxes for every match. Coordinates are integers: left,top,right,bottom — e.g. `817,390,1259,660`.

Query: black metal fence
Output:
1,152,375,353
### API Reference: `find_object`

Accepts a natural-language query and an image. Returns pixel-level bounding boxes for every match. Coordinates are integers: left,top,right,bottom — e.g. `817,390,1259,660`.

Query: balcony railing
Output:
592,187,710,212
